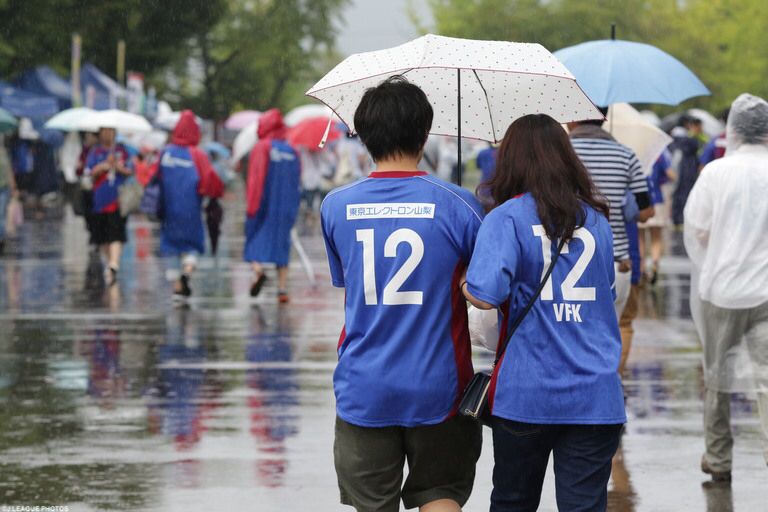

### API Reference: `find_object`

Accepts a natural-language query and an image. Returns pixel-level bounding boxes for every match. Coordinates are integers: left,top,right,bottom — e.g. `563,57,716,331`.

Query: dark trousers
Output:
490,417,622,512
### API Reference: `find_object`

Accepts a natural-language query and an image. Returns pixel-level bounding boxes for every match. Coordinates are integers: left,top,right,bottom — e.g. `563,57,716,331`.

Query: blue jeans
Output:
490,417,622,512
0,187,10,241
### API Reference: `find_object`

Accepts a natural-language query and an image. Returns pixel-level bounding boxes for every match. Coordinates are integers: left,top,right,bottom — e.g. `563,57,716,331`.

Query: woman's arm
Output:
460,272,495,310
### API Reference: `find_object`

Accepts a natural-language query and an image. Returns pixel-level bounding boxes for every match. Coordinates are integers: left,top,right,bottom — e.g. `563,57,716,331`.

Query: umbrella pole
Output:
457,68,462,187
291,228,317,287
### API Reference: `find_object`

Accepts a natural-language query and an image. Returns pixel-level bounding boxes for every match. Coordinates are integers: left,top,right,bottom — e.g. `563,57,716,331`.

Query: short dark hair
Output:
353,76,433,161
577,105,608,126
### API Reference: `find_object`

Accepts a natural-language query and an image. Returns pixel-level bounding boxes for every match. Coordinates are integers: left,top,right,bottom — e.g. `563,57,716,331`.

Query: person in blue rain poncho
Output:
244,109,301,303
154,110,223,300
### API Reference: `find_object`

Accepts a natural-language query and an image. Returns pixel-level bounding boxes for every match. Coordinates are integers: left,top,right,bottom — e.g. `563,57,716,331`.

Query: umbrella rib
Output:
472,69,497,143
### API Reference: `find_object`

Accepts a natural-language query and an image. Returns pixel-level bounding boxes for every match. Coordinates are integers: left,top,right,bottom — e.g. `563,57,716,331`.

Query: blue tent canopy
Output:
81,63,125,110
0,81,59,119
14,66,72,110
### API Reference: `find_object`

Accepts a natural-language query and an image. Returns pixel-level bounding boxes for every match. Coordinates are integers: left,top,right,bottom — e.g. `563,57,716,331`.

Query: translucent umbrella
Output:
307,34,601,185
43,107,96,131
231,121,258,164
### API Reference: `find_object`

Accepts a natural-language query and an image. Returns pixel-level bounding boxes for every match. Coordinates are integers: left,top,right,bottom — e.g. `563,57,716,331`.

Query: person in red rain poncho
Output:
155,110,224,300
244,109,301,302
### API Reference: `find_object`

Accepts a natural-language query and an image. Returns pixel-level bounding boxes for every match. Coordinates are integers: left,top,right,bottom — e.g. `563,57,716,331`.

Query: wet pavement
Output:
0,192,766,512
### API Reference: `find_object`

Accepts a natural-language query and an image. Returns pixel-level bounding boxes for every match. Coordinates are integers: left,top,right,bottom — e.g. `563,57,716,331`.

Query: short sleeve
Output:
320,198,345,287
466,208,518,307
455,189,484,263
627,153,648,194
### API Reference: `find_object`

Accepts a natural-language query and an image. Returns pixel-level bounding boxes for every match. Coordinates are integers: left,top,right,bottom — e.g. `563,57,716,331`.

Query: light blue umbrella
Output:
554,39,710,107
203,141,235,184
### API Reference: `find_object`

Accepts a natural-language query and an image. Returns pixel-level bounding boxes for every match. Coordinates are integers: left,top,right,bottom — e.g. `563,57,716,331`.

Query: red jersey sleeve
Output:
246,139,271,217
190,147,224,199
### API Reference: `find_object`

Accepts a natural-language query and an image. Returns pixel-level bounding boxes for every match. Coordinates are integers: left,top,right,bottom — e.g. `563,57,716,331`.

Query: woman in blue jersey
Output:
463,114,626,512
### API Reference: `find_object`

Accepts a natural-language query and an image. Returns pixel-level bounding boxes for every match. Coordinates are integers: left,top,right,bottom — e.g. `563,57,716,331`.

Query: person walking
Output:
684,93,768,485
463,114,626,512
84,126,132,285
638,151,672,285
568,111,654,321
0,136,18,254
155,110,224,300
320,77,483,512
670,116,703,227
244,109,301,303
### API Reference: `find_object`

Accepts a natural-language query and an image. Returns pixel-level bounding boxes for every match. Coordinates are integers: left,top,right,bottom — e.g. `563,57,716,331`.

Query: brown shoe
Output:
701,456,732,483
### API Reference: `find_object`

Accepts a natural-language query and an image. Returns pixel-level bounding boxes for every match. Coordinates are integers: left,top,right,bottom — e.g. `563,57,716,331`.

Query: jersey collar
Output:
368,170,428,179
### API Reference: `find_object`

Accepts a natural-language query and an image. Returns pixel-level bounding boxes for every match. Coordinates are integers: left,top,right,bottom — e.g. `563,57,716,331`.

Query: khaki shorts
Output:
334,415,482,511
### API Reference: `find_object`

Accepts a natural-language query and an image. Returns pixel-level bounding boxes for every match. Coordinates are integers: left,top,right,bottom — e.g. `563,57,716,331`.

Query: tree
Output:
0,0,226,79
158,0,349,122
426,0,768,112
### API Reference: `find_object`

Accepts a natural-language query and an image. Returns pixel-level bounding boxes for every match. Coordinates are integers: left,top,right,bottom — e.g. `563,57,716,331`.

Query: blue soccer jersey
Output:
321,171,484,427
466,193,626,424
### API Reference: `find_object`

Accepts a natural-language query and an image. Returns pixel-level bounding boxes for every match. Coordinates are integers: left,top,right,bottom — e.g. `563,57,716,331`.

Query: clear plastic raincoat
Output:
685,93,768,393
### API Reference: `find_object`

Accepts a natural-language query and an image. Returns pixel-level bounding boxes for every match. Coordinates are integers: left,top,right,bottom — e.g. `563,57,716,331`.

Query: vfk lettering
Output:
552,303,583,323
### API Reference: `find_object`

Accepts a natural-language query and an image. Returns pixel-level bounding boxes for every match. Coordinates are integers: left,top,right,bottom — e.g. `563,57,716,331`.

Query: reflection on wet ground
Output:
0,201,765,511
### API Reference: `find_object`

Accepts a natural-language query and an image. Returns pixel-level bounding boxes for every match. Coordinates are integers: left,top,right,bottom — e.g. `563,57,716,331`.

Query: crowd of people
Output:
319,77,767,512
0,70,765,510
0,105,380,303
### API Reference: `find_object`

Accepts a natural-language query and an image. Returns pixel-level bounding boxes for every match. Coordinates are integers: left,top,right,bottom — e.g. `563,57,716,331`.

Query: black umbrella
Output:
205,198,223,255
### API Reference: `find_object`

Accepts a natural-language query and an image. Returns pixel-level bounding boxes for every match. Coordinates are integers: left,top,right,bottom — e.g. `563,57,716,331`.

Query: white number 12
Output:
532,225,596,301
356,228,424,305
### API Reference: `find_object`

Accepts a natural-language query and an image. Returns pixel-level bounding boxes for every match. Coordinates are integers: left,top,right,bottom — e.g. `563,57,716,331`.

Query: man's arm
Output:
635,191,655,222
628,154,654,222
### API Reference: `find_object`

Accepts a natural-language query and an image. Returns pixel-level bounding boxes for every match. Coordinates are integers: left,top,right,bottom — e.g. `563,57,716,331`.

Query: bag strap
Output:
493,237,567,366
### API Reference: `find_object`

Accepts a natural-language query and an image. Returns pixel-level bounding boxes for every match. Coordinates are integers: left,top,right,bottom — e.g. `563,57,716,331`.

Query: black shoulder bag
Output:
458,238,566,425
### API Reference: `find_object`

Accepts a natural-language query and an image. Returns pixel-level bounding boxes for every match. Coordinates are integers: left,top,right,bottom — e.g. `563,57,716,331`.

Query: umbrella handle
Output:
318,117,333,149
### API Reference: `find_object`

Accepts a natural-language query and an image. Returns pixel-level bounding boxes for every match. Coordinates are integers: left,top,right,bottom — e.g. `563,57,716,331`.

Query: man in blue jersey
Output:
320,76,483,512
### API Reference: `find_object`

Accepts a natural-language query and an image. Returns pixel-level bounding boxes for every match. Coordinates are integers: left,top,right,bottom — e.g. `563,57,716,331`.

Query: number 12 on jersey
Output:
356,228,425,306
532,224,596,302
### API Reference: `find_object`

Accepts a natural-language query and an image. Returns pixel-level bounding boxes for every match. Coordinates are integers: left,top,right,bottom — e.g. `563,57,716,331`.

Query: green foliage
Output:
428,0,768,112
0,0,226,78
160,0,349,121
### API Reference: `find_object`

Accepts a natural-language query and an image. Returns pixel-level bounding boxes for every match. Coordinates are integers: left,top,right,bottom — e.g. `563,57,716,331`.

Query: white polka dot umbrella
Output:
306,34,601,184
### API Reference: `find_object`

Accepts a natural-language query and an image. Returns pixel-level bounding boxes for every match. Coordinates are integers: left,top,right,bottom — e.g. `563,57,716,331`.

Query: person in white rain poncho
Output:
684,93,768,484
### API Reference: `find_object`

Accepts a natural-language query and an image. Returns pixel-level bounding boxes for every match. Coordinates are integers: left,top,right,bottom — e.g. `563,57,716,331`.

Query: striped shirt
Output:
571,138,648,260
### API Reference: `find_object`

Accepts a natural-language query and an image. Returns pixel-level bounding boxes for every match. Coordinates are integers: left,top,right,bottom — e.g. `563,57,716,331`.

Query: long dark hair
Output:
480,114,609,241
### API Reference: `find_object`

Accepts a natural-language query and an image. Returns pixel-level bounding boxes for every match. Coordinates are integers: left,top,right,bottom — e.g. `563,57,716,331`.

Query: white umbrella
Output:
75,109,152,133
284,104,337,127
639,110,661,127
605,103,672,175
123,129,168,151
231,121,258,165
307,34,601,184
44,107,97,131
